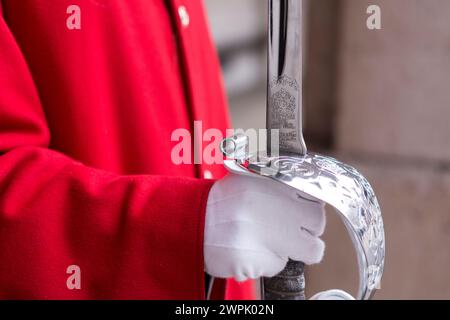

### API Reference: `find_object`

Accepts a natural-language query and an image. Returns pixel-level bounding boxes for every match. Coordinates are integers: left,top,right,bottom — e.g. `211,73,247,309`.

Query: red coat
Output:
0,0,254,299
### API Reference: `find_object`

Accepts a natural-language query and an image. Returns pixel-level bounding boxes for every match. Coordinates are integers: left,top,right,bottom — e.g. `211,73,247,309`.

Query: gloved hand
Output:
204,173,326,282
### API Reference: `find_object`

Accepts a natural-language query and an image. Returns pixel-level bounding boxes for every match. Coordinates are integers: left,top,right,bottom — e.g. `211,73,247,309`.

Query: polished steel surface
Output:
267,0,306,156
222,145,385,300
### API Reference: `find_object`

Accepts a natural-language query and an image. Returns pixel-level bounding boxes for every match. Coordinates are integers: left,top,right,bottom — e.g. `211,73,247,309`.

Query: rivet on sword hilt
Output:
220,134,249,162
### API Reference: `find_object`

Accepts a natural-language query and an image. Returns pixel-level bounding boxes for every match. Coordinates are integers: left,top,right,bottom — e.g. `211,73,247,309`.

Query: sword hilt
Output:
262,260,305,300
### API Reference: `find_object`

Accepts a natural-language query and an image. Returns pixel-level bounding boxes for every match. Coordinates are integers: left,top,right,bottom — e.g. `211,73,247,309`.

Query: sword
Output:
220,0,385,300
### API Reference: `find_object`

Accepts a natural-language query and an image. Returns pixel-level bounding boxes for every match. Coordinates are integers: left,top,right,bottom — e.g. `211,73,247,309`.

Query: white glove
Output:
204,173,326,282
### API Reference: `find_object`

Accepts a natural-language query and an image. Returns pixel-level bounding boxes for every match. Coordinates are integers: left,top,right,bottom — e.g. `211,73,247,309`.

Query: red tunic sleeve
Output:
0,13,213,299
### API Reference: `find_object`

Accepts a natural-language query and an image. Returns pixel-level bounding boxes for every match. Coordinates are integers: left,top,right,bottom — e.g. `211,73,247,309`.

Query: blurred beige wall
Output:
308,0,450,300
206,0,450,299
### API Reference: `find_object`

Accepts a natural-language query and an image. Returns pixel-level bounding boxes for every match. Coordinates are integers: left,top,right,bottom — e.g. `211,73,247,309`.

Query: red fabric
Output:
0,0,254,299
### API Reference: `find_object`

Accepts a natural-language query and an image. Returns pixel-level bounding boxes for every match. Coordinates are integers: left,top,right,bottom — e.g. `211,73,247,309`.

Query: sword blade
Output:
267,0,306,156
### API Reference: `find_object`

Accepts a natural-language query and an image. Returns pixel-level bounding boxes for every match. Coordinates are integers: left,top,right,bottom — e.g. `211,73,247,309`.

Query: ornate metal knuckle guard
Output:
221,135,386,300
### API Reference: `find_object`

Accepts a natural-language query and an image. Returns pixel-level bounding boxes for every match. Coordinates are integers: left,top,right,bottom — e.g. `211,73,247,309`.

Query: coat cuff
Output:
140,176,215,299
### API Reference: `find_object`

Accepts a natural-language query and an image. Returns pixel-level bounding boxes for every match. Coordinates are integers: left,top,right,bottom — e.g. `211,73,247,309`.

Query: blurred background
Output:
205,0,450,299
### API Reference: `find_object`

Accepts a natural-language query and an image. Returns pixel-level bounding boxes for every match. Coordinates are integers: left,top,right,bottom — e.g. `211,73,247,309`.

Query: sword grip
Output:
262,259,305,300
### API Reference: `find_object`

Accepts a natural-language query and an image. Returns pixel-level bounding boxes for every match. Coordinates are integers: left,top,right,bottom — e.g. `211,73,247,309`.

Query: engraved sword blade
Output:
267,0,306,156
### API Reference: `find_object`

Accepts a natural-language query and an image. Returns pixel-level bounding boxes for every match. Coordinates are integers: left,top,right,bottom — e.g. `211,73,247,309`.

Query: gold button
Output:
203,170,213,179
178,6,190,28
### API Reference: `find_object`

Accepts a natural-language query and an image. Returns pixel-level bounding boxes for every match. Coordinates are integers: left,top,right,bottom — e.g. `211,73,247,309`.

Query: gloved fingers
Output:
210,172,326,208
208,173,300,204
204,245,287,282
205,220,293,255
234,250,288,282
207,173,327,234
206,188,326,238
251,179,322,210
242,179,327,237
205,202,326,265
278,197,327,237
276,227,325,265
206,174,270,203
261,254,289,278
205,173,328,281
205,191,292,226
